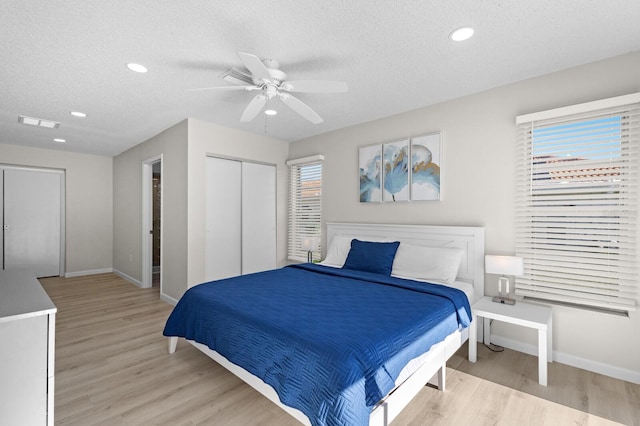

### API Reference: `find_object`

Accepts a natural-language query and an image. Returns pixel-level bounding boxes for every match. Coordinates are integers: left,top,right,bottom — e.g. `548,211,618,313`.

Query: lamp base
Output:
492,296,516,305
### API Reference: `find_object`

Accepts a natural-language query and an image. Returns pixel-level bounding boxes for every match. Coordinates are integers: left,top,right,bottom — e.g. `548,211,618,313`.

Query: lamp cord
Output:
484,342,504,352
483,319,504,352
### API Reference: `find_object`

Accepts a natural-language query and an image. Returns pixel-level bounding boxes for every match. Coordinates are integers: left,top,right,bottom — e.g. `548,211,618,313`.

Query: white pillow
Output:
391,243,463,284
320,236,354,267
320,235,391,267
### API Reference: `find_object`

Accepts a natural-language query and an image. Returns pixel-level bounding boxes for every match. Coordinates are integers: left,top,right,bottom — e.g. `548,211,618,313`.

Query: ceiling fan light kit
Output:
189,52,348,124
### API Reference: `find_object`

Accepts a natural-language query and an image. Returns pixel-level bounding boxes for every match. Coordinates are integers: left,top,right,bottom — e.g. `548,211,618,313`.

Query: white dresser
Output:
0,269,57,425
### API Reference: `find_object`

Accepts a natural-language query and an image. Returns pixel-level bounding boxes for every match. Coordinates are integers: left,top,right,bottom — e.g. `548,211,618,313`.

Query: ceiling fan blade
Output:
280,93,323,124
240,94,267,122
282,80,348,93
186,85,257,92
238,52,272,82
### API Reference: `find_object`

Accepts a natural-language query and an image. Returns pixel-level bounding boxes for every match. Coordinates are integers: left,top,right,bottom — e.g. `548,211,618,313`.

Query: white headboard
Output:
326,222,485,303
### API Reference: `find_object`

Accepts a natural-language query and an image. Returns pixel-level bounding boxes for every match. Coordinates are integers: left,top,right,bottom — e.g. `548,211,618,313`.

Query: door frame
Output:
0,164,66,276
142,155,162,290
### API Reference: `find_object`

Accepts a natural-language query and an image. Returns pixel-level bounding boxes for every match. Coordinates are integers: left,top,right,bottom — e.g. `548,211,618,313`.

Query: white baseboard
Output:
160,293,178,306
491,335,640,385
65,268,113,278
112,269,143,288
104,269,177,306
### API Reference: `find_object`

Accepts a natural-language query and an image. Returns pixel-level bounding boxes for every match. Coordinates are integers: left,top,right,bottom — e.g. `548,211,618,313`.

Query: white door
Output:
3,168,62,277
242,162,276,274
205,157,242,281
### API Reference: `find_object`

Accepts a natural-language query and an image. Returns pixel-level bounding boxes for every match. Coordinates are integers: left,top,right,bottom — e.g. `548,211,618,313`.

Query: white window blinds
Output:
287,155,323,262
515,94,640,313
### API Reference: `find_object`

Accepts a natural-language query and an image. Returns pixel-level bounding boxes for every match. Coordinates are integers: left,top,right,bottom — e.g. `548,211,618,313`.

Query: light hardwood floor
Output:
40,273,640,426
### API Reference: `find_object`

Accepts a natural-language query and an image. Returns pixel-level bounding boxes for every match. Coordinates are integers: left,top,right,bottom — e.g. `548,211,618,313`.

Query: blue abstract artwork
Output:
359,133,441,203
410,133,441,201
359,144,382,202
383,139,409,202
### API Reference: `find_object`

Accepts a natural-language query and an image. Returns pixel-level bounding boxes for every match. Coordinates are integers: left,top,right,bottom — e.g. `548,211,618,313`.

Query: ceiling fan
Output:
189,52,348,124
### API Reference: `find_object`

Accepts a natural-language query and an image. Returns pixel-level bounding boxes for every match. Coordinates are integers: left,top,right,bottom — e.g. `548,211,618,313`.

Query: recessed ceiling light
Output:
70,111,87,118
265,109,277,116
127,63,148,73
53,138,66,143
450,27,474,41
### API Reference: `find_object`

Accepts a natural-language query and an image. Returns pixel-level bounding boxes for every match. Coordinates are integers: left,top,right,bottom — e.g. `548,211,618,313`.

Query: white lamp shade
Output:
485,255,524,276
301,237,318,251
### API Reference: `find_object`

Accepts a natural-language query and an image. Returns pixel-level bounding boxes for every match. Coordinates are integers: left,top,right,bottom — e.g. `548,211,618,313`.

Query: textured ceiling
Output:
1,1,639,157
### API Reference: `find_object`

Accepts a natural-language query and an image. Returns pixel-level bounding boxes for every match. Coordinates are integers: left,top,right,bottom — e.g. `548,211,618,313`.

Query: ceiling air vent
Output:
18,115,60,129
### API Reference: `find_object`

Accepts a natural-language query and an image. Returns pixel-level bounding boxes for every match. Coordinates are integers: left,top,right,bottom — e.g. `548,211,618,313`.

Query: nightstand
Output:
468,296,553,386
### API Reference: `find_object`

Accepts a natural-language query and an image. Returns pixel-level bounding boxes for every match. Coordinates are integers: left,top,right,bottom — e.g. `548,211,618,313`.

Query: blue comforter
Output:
163,264,471,426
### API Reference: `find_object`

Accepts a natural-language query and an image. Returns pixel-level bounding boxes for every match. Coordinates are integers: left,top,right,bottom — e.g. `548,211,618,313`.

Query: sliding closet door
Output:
205,157,242,281
205,157,277,281
3,168,62,277
241,162,276,274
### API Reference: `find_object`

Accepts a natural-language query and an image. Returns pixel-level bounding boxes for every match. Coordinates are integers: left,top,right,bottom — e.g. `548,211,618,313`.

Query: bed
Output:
164,222,485,426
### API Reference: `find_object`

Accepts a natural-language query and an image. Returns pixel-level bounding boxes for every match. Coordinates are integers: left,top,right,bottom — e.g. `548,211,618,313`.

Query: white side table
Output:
468,296,553,386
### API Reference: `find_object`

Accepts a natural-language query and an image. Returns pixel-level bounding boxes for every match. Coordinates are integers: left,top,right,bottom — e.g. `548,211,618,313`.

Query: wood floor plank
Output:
40,273,640,425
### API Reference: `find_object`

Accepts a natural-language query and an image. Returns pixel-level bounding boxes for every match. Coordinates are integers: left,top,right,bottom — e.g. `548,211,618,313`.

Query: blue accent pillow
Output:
342,239,400,275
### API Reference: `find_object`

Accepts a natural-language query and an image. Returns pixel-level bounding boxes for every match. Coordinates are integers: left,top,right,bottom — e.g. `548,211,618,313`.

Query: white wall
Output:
186,118,289,288
289,52,640,381
113,118,289,301
0,144,113,275
113,120,188,302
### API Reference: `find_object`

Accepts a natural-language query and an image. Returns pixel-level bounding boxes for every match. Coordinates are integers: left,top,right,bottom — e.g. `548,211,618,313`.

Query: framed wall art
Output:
382,138,409,202
410,133,441,201
359,144,382,202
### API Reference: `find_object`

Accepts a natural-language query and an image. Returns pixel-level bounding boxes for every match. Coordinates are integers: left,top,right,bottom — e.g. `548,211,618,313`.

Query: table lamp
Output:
485,255,524,305
301,237,318,263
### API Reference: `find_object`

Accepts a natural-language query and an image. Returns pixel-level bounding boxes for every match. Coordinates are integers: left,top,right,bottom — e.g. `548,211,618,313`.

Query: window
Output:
287,155,324,262
515,93,640,314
